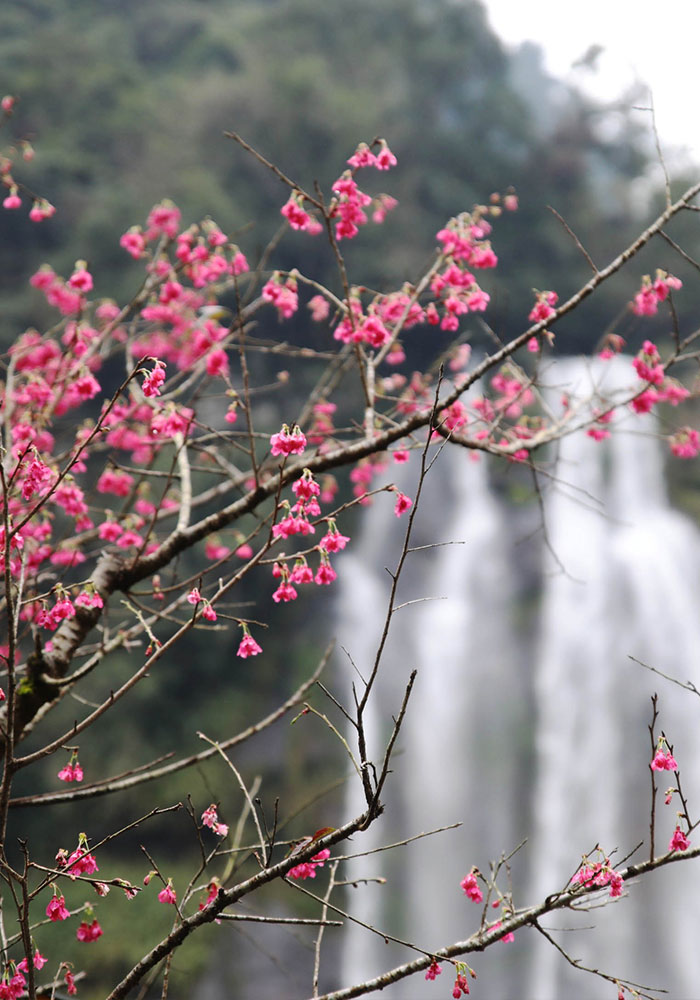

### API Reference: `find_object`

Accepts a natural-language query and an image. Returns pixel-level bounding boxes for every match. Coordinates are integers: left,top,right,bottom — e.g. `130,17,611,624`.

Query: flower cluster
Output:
270,424,307,457
651,743,678,772
669,826,691,852
632,340,664,386
528,289,558,324
237,624,262,659
262,272,299,319
280,191,322,234
460,869,483,904
201,804,229,838
287,848,331,881
58,756,84,783
76,918,103,942
631,270,682,316
158,882,177,905
569,851,624,898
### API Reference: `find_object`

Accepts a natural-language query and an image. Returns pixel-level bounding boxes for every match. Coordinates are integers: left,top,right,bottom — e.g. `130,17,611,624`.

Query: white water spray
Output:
339,358,700,998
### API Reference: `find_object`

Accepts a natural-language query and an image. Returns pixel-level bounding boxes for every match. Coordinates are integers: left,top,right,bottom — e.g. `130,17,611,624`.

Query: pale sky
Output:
483,0,700,171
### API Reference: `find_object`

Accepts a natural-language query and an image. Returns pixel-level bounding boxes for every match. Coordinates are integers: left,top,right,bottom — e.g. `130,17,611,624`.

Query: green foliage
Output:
1,0,652,348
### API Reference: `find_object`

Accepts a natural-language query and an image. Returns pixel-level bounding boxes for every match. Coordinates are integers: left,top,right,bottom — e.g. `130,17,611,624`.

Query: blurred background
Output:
2,1,700,996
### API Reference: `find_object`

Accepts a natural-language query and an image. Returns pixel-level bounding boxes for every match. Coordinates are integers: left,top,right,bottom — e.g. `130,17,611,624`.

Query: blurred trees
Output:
1,0,653,349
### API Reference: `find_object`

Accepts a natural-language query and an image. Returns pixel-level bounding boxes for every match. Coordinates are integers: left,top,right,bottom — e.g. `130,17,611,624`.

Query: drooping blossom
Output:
142,359,166,397
632,340,664,386
651,748,678,772
460,870,483,904
46,894,70,921
201,804,229,837
281,192,313,231
669,427,700,459
394,491,412,517
63,967,77,996
270,424,307,457
528,289,558,324
669,826,691,852
452,972,470,997
158,882,177,905
425,960,442,981
58,759,84,783
76,918,103,942
237,628,262,659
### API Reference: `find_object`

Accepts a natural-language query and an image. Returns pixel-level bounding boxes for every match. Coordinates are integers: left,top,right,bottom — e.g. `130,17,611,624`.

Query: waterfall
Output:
339,444,524,997
338,358,700,999
528,359,700,998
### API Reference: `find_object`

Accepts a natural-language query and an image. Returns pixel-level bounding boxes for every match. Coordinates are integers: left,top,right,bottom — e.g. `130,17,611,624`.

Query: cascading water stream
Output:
338,358,700,999
528,359,700,998
338,445,521,997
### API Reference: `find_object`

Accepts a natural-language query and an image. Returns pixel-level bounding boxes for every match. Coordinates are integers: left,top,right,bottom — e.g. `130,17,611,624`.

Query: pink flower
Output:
490,920,514,943
670,427,700,459
452,972,470,997
528,290,558,324
120,228,146,258
669,826,691,852
270,425,307,457
609,872,624,898
117,529,143,548
290,561,314,584
393,491,413,517
17,951,46,973
97,468,134,497
262,275,299,318
202,604,217,622
347,142,377,169
633,341,664,386
46,894,70,921
146,200,181,239
201,804,229,837
308,294,330,322
52,596,76,621
281,193,313,231
3,192,21,210
460,870,483,903
68,267,93,293
58,761,84,783
28,199,55,222
375,140,397,170
77,918,103,942
158,883,177,905
315,560,337,585
630,389,657,414
75,590,104,610
205,347,228,377
651,749,678,771
232,250,249,274
272,582,298,603
205,541,231,561
320,528,350,553
142,359,166,397
425,960,442,981
67,846,99,876
199,880,220,912
64,968,77,996
187,588,202,605
99,520,123,542
237,631,262,658
287,848,331,880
